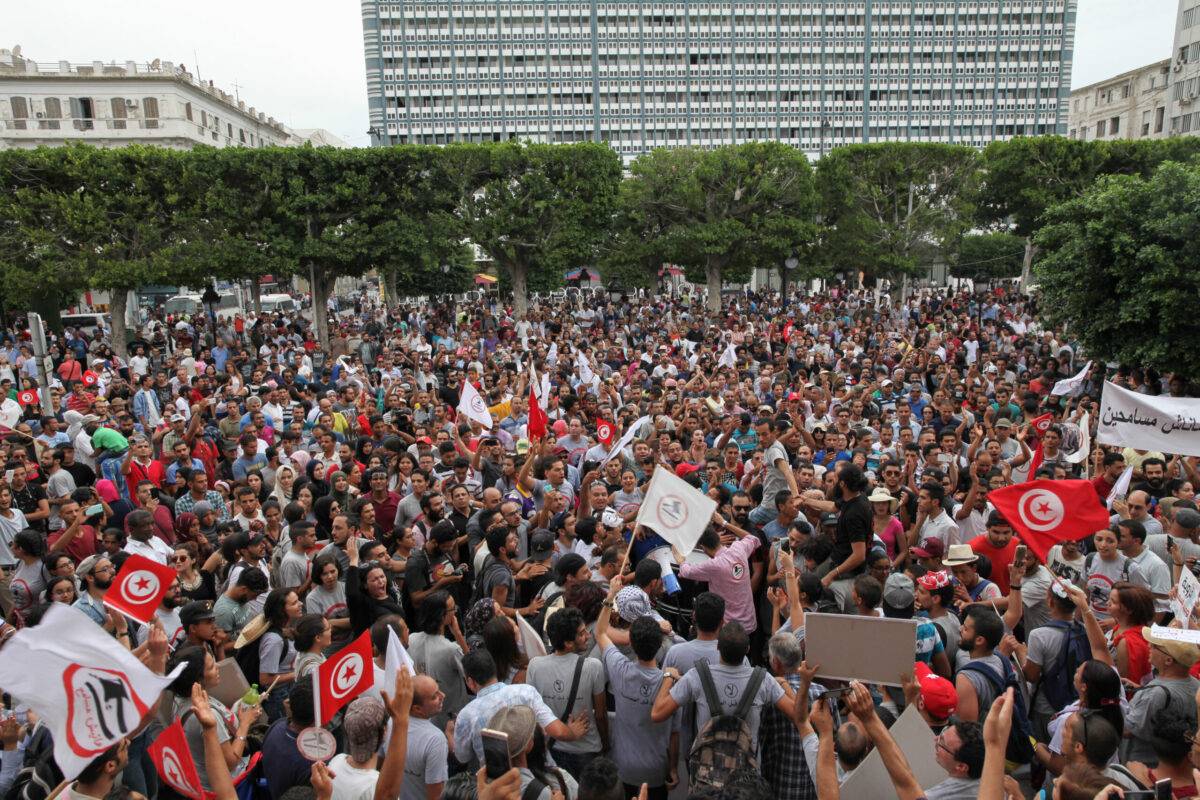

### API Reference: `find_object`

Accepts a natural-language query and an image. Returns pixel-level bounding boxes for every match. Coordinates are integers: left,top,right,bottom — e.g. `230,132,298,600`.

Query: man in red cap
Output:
907,661,958,733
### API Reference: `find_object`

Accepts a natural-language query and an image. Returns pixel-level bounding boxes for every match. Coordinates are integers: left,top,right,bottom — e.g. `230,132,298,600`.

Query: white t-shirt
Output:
328,753,379,800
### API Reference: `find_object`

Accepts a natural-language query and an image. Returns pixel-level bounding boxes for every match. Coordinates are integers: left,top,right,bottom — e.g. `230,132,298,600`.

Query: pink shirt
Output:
679,535,760,632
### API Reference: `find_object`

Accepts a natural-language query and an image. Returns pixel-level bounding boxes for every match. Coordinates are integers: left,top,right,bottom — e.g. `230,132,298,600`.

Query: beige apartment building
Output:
1068,59,1169,141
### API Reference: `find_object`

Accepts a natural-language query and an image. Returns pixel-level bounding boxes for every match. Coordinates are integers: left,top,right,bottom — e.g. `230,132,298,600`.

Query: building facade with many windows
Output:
0,48,347,150
1068,60,1169,141
362,0,1077,160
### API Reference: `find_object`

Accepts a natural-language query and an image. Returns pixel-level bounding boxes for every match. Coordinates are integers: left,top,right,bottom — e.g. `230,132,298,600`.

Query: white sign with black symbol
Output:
1174,567,1200,630
297,726,337,762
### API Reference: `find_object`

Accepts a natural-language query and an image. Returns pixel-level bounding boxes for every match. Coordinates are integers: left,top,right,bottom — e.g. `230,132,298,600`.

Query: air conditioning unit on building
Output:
1175,61,1185,72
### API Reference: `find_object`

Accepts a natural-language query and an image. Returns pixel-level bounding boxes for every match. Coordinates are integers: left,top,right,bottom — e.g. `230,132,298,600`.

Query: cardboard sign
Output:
804,613,916,687
839,705,945,797
1173,568,1200,630
1150,624,1200,645
210,657,251,708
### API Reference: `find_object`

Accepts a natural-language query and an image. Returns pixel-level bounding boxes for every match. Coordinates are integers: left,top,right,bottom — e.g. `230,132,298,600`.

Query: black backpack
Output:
960,656,1035,764
687,660,767,791
1033,620,1091,712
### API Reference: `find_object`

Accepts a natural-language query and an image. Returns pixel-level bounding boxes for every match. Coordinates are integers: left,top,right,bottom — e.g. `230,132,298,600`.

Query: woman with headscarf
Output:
313,495,339,541
463,597,500,652
327,469,357,515
174,512,208,556
270,463,297,507
192,500,219,545
305,459,330,499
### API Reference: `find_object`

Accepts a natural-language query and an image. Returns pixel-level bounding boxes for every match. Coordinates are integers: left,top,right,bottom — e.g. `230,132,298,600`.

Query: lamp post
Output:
201,284,220,347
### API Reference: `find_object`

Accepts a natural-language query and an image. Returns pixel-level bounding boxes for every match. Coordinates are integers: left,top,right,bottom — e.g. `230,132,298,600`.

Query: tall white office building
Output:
362,1,1077,160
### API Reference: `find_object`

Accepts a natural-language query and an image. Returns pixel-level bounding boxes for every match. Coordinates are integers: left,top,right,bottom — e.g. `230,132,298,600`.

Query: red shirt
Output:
370,490,401,532
127,458,166,501
968,533,1019,595
191,438,219,484
1091,474,1116,504
48,525,98,563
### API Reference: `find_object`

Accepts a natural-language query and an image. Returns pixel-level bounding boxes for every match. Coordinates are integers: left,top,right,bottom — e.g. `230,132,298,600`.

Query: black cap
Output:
529,530,555,561
180,600,215,627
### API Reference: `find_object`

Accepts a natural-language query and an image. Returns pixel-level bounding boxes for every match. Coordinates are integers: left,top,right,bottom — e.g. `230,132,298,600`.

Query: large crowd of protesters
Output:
0,281,1197,800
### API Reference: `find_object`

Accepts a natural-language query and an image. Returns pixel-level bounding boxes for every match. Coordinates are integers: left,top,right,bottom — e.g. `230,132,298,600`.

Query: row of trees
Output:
2,136,1200,372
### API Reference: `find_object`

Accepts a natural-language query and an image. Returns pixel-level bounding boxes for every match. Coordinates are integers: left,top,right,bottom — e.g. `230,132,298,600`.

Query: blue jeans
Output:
749,503,777,527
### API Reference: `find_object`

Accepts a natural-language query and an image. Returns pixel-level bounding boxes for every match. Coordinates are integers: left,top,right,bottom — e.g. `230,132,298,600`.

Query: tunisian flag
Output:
105,553,179,624
149,719,208,799
595,419,615,448
528,379,549,441
314,630,374,725
988,479,1111,561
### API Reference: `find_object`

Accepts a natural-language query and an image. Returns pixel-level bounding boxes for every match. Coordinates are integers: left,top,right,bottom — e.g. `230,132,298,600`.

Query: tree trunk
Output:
706,257,722,315
1019,238,1039,293
511,263,529,319
310,265,331,352
900,272,910,309
383,268,398,307
110,288,129,362
248,279,262,314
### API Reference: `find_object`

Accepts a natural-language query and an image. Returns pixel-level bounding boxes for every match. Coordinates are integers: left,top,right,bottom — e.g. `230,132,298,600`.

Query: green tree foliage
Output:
621,142,818,312
441,141,622,317
950,232,1025,281
1035,161,1200,381
816,142,979,285
976,136,1200,283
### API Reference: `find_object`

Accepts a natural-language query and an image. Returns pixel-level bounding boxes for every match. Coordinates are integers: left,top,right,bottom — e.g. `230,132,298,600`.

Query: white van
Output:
60,313,111,337
259,294,298,314
163,294,203,316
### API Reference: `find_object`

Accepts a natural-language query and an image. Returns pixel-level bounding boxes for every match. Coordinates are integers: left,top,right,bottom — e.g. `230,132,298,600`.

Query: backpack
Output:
472,556,510,605
960,656,1035,764
1033,620,1090,712
687,660,767,791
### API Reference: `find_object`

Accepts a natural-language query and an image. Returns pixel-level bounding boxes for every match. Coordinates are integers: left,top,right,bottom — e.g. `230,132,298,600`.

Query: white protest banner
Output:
384,626,416,694
457,380,494,430
1052,360,1093,397
516,611,547,658
839,705,944,798
1097,381,1200,457
718,341,737,369
1066,412,1091,465
634,466,717,555
0,604,183,779
803,612,916,687
601,415,650,465
1107,465,1134,509
1149,624,1200,645
1174,568,1200,630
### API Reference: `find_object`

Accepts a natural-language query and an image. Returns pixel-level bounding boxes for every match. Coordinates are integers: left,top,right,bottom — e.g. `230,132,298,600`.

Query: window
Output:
185,101,193,121
9,97,28,129
70,97,95,130
143,97,159,128
42,97,62,129
110,97,128,129
1110,116,1120,135
1096,119,1106,136
1156,106,1165,133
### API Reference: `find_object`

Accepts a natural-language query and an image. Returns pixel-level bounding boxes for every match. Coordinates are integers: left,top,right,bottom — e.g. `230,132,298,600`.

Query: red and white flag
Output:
528,370,549,441
457,381,493,430
988,479,1111,561
16,389,38,406
0,604,182,779
314,630,374,725
149,719,208,800
104,554,178,624
595,419,615,448
1029,412,1054,437
81,370,99,387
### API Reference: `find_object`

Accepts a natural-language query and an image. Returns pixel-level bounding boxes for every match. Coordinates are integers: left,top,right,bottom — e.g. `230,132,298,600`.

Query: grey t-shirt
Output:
213,595,254,638
46,470,76,530
1147,533,1200,570
259,630,296,675
1083,554,1143,620
174,694,249,792
1124,676,1200,765
278,549,311,591
10,560,48,616
527,653,607,754
402,716,449,800
408,632,468,728
760,441,792,509
1129,548,1172,613
602,646,675,787
669,661,784,753
305,583,352,649
1025,624,1071,715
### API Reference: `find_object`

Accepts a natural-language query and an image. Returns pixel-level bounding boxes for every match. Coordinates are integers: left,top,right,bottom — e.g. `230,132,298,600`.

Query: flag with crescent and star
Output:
104,553,179,624
987,479,1112,561
314,630,374,725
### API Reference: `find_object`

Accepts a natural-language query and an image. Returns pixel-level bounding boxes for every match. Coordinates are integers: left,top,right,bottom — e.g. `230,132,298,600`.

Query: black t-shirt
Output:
11,483,47,531
831,493,872,574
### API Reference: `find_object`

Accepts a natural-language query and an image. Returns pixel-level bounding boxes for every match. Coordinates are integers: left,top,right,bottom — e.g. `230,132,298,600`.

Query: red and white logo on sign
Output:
63,664,150,758
82,370,99,387
654,494,690,531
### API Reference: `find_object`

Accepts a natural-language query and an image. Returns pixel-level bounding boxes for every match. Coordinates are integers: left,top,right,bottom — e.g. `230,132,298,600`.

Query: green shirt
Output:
91,426,129,453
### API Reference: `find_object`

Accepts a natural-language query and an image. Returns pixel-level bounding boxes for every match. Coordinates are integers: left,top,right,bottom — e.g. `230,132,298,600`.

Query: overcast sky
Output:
0,0,1180,148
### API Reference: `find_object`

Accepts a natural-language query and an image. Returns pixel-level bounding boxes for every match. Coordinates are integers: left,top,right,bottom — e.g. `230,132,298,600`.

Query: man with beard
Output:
476,525,545,618
73,554,117,627
1131,457,1170,501
405,520,465,612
